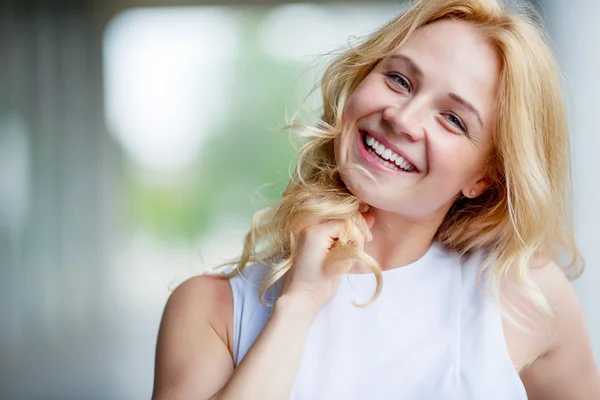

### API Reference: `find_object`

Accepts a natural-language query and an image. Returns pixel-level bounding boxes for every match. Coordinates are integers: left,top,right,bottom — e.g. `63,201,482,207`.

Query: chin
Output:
340,170,381,204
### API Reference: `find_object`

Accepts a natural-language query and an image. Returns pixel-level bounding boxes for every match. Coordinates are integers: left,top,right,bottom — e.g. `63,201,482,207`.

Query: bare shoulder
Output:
166,274,234,324
506,258,600,399
152,275,234,400
160,275,234,345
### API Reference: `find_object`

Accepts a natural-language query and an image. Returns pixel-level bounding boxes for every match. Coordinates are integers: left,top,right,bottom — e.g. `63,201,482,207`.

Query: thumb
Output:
363,209,375,230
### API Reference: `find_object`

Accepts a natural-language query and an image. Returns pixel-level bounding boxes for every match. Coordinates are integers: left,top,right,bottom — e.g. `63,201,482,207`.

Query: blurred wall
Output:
541,0,600,362
0,4,124,399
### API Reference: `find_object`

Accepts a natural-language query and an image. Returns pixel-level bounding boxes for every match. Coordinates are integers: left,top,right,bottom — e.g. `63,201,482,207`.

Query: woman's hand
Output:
280,204,375,312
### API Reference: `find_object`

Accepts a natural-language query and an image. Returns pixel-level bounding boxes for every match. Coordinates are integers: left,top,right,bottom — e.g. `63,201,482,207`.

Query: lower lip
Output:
357,131,413,175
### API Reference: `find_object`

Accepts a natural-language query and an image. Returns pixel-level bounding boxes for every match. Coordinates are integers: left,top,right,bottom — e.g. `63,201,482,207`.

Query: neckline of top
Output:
341,241,443,282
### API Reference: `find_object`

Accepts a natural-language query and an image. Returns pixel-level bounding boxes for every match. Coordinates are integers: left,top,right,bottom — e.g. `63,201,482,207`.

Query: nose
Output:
382,99,426,142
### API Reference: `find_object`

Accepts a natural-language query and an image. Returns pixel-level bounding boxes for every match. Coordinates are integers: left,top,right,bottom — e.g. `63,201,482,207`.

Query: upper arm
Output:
152,275,235,400
521,261,600,400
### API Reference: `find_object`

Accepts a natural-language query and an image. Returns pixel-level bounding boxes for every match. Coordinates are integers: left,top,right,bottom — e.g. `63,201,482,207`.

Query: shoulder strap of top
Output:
229,263,278,365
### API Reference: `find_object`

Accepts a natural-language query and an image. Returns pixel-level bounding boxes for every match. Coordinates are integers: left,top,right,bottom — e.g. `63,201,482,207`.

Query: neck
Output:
364,207,448,271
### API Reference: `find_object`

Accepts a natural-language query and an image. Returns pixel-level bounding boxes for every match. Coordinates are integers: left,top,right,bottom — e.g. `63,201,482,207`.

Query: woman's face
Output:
336,18,500,220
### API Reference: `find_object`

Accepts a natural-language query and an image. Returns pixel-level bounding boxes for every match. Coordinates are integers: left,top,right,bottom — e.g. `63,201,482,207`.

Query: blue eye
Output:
445,113,467,133
385,72,411,91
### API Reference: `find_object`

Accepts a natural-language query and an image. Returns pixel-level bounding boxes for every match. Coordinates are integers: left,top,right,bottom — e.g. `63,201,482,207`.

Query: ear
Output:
462,176,492,199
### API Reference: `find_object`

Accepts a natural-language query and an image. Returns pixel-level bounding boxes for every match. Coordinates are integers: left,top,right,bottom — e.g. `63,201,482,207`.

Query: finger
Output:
303,219,345,248
293,215,328,237
362,210,375,230
357,211,374,242
346,220,366,251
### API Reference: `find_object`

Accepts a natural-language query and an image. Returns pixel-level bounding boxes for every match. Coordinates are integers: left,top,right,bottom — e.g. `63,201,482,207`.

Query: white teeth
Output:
364,133,415,172
368,149,400,171
393,155,412,171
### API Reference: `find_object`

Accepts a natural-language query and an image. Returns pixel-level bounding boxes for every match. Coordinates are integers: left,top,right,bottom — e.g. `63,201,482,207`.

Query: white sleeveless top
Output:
228,243,527,399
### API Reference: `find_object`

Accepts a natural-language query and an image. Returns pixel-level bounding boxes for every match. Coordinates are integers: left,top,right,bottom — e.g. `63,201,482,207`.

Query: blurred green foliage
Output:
125,7,316,240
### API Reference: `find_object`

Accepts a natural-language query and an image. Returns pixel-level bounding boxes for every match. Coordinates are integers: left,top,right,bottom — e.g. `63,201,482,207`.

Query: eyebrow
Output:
388,54,484,128
388,54,423,79
448,93,483,128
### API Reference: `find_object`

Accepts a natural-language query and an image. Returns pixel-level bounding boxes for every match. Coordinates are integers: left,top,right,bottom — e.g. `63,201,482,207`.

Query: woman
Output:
152,0,600,398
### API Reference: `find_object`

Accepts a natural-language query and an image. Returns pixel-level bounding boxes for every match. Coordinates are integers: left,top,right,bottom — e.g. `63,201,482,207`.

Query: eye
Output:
444,113,467,134
384,72,411,92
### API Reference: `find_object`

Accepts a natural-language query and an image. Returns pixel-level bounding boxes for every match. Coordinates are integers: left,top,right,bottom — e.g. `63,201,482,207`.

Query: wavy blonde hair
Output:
219,0,582,316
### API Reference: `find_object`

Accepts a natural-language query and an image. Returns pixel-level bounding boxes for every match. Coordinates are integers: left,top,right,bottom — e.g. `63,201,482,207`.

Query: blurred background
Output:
0,0,598,398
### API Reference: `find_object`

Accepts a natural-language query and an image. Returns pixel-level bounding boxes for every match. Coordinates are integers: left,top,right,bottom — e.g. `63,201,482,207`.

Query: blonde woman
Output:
152,0,600,398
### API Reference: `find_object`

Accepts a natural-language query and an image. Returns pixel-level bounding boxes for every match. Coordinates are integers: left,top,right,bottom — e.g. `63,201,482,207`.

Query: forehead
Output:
386,19,500,125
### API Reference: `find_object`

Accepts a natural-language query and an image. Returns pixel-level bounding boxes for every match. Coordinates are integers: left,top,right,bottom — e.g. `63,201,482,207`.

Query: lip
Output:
358,129,420,173
357,130,417,175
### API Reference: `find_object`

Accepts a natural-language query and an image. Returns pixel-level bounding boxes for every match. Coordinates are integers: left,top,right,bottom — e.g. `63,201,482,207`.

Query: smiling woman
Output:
336,19,500,222
152,0,600,399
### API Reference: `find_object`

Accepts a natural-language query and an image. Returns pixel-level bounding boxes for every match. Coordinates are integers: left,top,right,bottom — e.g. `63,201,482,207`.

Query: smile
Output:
359,131,417,173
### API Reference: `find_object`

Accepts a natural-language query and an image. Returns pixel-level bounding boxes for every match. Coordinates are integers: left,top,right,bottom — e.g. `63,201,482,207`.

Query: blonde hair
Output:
219,0,582,320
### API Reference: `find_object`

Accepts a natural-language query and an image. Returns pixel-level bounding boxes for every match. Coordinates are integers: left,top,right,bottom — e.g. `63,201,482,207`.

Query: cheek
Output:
429,142,481,186
342,78,381,122
342,94,363,124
